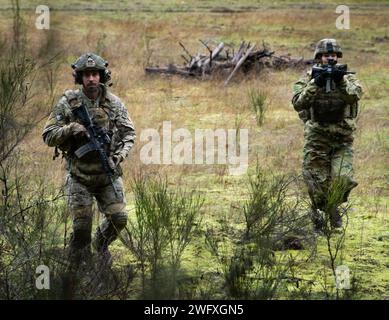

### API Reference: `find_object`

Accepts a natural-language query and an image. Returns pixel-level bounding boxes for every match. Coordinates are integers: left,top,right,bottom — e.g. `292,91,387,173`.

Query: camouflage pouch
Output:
311,102,346,123
311,91,347,123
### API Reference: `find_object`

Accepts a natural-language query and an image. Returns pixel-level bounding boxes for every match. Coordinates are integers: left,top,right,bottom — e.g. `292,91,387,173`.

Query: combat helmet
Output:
314,39,343,60
71,53,111,85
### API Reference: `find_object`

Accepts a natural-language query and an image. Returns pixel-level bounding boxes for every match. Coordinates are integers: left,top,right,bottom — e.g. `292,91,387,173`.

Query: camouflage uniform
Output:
42,53,136,264
292,39,363,228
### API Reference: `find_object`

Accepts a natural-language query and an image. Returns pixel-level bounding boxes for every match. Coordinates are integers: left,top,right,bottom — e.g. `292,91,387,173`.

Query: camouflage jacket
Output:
42,84,136,185
292,67,363,135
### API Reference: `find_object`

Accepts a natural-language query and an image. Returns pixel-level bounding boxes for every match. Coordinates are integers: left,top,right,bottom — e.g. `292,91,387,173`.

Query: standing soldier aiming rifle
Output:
42,53,136,268
292,39,363,231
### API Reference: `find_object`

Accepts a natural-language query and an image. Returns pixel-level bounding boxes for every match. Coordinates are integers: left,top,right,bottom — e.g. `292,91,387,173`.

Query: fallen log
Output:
145,65,194,76
203,42,225,70
145,40,314,80
224,44,256,86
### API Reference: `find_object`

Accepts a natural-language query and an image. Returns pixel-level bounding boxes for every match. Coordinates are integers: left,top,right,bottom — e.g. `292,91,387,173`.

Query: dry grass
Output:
0,1,388,298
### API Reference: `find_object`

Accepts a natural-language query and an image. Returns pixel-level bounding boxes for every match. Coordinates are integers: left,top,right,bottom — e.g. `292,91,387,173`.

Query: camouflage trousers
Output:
302,120,358,212
66,174,127,260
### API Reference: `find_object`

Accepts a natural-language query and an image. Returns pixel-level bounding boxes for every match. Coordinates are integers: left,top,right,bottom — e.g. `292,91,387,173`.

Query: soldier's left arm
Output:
291,72,318,112
291,73,319,122
112,99,136,163
339,74,363,103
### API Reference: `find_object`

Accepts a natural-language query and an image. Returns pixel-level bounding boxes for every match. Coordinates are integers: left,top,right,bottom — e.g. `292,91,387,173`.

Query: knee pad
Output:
94,212,127,249
104,202,126,215
72,206,93,219
110,212,128,231
73,215,92,231
104,203,127,230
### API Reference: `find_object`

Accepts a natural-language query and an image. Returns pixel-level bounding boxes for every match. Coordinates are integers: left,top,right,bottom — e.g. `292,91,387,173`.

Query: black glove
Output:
332,68,344,84
64,122,88,138
313,72,326,87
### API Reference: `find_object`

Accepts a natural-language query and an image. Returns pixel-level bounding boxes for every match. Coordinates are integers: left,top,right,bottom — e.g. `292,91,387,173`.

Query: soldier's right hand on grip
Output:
332,68,344,84
313,72,326,87
65,122,88,138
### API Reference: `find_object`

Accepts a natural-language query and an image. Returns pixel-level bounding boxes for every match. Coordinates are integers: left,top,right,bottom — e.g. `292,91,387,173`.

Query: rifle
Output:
311,58,355,93
71,103,119,198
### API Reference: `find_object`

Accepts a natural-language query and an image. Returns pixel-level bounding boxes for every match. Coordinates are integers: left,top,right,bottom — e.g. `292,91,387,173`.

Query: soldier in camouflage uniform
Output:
43,53,136,267
292,39,363,231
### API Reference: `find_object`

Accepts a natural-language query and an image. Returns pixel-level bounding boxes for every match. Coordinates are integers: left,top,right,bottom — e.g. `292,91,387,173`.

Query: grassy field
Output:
0,0,388,299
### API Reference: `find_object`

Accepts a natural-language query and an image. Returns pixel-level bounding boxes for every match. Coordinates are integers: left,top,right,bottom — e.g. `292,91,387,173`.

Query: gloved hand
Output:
332,68,344,84
64,122,88,138
108,154,124,170
313,72,326,87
